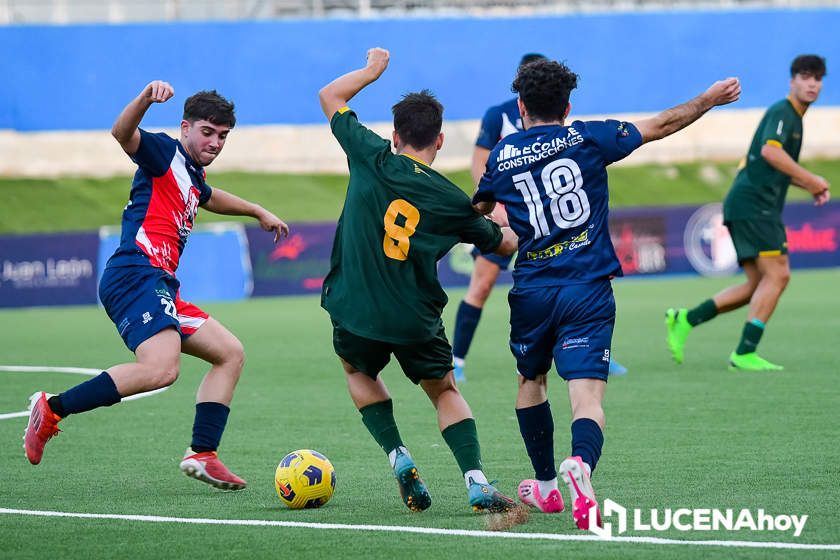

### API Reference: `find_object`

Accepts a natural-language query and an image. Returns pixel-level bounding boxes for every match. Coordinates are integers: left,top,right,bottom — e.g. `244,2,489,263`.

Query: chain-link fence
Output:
1,0,837,24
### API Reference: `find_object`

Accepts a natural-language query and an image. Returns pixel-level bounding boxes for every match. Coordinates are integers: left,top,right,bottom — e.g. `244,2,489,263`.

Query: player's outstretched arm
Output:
111,80,174,155
634,77,741,144
318,48,389,119
203,188,290,243
760,145,831,206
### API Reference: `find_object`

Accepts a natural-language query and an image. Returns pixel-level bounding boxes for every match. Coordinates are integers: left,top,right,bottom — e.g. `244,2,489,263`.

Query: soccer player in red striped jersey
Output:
24,81,288,491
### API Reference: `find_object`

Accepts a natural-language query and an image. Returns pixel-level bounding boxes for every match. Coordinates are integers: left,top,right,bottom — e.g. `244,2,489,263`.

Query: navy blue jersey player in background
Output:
452,53,627,382
24,80,289,491
473,59,740,527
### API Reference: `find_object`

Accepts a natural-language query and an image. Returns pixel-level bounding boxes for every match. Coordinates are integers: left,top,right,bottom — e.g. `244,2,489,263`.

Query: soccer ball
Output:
274,449,336,509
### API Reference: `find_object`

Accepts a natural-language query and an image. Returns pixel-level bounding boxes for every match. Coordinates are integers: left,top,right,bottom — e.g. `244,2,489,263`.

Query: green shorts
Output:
725,219,788,263
331,320,453,384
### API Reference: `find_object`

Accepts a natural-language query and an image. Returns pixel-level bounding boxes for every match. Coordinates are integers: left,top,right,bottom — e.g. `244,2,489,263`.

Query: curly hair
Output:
512,59,578,123
791,54,827,79
183,90,236,128
392,89,443,150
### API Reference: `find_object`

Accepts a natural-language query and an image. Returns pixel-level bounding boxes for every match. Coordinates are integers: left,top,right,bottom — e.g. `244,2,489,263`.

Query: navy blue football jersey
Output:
106,129,213,276
474,120,643,287
475,98,523,149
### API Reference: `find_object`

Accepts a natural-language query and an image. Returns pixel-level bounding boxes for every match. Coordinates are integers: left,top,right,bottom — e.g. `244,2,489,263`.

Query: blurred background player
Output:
319,48,519,514
473,58,740,527
666,54,829,372
452,53,627,381
24,81,289,491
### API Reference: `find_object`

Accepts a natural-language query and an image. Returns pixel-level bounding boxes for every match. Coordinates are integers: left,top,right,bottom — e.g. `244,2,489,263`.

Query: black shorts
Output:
725,219,788,263
331,321,453,384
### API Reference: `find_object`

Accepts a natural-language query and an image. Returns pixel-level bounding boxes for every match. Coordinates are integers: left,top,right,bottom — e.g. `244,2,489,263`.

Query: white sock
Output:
388,446,409,469
537,478,558,497
464,469,488,488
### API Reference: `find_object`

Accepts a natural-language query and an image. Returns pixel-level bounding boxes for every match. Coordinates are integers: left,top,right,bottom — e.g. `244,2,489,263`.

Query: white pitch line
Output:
0,365,168,420
0,508,837,551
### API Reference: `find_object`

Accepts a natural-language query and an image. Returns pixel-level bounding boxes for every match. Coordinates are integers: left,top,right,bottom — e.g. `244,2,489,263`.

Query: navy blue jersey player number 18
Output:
472,58,740,526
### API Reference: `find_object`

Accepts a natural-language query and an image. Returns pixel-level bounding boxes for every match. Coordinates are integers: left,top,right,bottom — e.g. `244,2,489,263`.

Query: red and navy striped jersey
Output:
106,129,213,275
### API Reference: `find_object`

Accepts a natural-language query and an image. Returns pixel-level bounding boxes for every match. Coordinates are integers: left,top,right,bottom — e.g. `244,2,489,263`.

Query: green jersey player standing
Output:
666,54,830,371
318,47,519,514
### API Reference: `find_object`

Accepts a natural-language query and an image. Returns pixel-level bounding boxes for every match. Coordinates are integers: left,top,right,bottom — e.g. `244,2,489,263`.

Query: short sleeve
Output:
460,214,503,254
758,106,794,148
475,106,503,149
472,170,497,205
582,120,643,164
197,182,213,206
330,108,391,160
131,129,176,177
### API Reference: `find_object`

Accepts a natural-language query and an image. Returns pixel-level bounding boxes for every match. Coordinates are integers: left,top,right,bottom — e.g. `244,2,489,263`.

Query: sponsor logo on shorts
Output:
142,312,153,324
561,336,590,350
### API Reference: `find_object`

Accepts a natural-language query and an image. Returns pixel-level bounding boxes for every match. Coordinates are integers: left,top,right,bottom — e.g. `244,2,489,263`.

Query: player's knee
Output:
775,268,791,288
225,338,246,373
154,363,180,388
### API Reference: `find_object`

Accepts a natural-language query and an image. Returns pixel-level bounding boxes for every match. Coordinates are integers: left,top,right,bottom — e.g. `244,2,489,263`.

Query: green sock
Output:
686,299,718,327
735,319,765,355
441,418,483,474
359,399,404,454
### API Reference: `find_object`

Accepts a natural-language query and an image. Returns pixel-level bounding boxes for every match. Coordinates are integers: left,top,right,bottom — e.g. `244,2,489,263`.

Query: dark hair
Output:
512,59,578,123
519,53,546,69
391,89,443,150
791,55,826,79
183,90,236,128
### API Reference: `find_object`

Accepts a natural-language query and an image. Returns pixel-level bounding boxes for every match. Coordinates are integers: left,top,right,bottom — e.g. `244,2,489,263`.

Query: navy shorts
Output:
508,280,615,382
98,265,209,352
471,245,514,269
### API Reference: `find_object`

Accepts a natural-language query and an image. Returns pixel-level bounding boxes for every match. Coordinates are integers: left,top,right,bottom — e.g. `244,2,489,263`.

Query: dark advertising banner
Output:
0,232,99,307
247,223,337,297
439,201,840,285
611,202,840,278
2,202,837,307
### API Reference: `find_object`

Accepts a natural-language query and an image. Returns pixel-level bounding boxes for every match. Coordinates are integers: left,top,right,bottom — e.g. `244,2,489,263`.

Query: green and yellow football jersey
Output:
724,98,804,221
322,108,503,344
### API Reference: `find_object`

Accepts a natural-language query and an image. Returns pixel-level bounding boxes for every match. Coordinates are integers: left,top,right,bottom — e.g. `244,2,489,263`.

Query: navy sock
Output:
56,372,121,416
191,402,230,453
571,418,604,473
452,301,482,360
515,401,556,481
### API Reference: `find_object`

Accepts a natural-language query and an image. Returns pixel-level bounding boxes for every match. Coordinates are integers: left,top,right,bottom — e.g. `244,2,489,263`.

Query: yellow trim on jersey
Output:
786,95,806,117
758,250,782,257
766,139,783,148
337,106,351,115
400,153,430,167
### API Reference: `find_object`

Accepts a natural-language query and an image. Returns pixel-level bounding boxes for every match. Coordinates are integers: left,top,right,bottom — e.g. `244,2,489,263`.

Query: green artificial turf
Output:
1,270,838,559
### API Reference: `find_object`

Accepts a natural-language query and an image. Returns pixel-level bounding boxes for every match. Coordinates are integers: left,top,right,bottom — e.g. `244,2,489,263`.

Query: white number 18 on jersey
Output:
512,158,590,240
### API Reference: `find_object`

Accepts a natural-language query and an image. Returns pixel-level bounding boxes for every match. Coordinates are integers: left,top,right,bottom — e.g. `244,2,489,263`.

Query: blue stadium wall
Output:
1,8,838,132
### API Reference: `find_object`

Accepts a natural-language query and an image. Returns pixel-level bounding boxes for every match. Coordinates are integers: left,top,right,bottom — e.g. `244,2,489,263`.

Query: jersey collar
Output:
786,95,807,117
400,153,431,167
